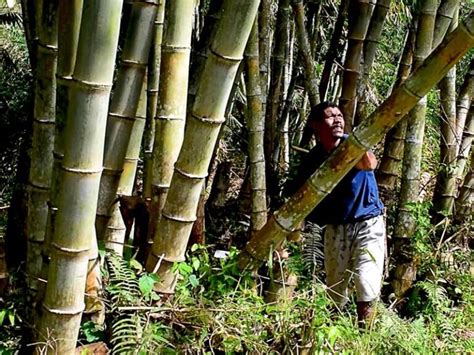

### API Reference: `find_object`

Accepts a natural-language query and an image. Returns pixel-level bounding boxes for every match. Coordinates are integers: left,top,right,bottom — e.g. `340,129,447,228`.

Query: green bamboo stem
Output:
150,0,194,226
143,0,166,199
259,0,273,124
265,0,290,199
432,0,460,49
319,0,349,101
454,148,474,222
145,0,260,293
376,26,415,201
96,0,158,240
455,104,474,184
245,18,268,233
26,0,58,294
238,13,474,271
291,0,319,107
339,0,372,131
392,0,438,297
37,1,122,352
105,80,147,254
39,0,83,305
355,0,391,125
432,12,459,219
455,58,474,156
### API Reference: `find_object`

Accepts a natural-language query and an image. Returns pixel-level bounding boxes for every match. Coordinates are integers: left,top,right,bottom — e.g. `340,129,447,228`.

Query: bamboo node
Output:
70,77,112,91
101,167,122,176
190,112,225,125
209,46,243,63
273,213,296,233
29,181,50,191
121,59,147,68
350,133,372,151
33,117,55,124
51,242,89,255
61,166,103,175
174,166,208,180
161,212,197,223
37,42,58,52
108,112,135,122
402,84,423,100
161,45,192,53
155,114,185,121
42,302,85,316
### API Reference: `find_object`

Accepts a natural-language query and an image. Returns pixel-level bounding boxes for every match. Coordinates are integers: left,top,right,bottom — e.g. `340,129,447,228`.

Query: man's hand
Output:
355,151,377,170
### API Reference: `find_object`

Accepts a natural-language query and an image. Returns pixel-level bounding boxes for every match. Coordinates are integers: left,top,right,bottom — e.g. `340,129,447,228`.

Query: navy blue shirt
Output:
286,136,384,225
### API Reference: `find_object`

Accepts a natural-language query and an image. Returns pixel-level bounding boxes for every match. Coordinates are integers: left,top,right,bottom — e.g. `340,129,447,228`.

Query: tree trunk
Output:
392,0,437,298
26,0,58,295
145,0,260,293
37,1,122,352
237,14,474,271
245,18,268,233
339,0,373,131
143,0,166,199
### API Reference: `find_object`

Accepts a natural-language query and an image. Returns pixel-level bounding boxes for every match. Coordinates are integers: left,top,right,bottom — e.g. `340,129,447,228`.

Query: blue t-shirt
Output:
286,136,384,225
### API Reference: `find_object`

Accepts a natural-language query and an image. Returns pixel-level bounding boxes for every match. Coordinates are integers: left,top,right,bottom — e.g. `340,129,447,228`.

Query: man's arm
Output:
355,151,378,170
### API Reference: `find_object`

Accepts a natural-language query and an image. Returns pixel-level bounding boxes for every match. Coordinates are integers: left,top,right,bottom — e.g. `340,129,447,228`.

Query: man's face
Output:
313,106,345,140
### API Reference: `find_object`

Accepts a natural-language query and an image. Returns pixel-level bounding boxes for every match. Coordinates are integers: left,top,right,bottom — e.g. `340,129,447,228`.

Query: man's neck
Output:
320,137,341,153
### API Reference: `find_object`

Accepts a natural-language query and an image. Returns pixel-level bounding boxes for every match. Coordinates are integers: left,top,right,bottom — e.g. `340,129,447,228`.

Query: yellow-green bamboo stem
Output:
245,18,267,233
432,0,459,49
26,0,57,293
265,0,290,198
392,0,438,297
238,13,474,271
259,0,273,123
146,0,260,293
150,0,194,223
39,0,83,305
105,80,147,254
455,58,474,156
37,1,122,353
454,148,474,222
319,0,349,101
339,0,372,131
433,12,459,219
291,0,319,106
355,0,391,124
96,0,158,240
143,0,165,199
377,26,415,200
456,104,474,182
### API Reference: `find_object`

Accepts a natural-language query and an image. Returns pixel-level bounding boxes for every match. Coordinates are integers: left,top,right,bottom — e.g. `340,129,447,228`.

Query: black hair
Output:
308,101,339,123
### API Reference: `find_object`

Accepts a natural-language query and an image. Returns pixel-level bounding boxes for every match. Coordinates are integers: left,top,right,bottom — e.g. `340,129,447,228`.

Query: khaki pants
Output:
324,215,385,306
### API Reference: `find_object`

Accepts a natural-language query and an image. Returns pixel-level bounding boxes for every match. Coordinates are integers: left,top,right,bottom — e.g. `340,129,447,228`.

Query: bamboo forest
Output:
1,0,474,353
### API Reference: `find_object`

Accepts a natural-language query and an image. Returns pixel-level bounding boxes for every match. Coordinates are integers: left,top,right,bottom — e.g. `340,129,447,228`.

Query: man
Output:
287,101,385,326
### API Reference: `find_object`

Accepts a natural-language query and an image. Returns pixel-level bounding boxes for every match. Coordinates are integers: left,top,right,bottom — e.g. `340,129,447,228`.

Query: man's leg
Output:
324,223,352,308
352,215,385,326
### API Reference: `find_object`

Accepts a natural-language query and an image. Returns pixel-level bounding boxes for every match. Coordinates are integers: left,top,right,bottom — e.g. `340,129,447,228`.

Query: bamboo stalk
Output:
455,58,474,156
339,0,373,131
432,10,459,219
146,0,260,293
238,13,474,271
26,0,58,294
355,0,391,125
376,25,415,201
454,148,474,222
37,1,123,352
96,0,158,240
105,80,147,254
432,0,460,49
291,0,319,106
245,17,268,233
456,104,474,183
143,0,166,199
39,0,83,305
259,0,273,124
150,0,194,224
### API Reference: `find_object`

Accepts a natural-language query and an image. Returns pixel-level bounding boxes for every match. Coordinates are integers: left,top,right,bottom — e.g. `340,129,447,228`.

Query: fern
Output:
301,222,324,274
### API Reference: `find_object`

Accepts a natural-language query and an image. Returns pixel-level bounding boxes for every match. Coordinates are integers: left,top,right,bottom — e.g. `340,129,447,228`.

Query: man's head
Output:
308,101,345,145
